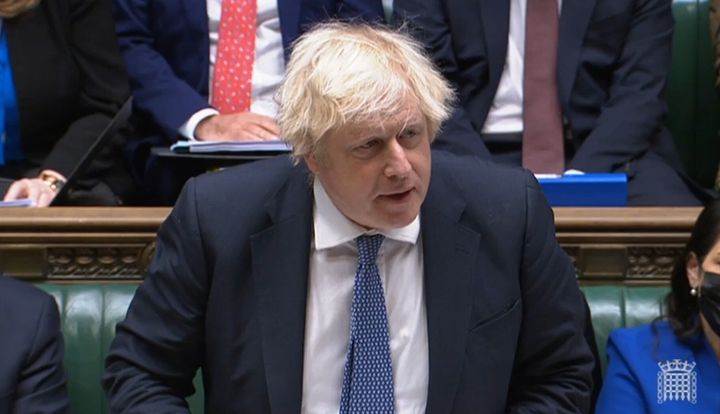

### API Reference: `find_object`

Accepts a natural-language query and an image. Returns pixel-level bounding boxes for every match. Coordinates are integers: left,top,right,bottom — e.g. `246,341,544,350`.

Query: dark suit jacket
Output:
113,0,385,204
103,152,594,413
0,277,70,413
4,0,129,182
394,0,683,175
113,0,385,142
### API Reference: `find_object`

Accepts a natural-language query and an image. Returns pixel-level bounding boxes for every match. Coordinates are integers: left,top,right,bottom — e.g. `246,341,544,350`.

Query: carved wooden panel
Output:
0,207,702,284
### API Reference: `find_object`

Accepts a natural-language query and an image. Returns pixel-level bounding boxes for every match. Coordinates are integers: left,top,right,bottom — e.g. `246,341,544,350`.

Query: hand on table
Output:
195,112,280,141
3,170,66,207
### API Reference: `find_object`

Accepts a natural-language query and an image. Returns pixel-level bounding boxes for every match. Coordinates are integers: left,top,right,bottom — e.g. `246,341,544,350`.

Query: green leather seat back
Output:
29,281,673,410
37,283,204,414
668,0,720,188
581,285,670,374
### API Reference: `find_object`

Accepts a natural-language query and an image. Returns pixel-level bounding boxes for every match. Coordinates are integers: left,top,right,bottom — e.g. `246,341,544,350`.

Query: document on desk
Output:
171,140,292,154
0,198,33,207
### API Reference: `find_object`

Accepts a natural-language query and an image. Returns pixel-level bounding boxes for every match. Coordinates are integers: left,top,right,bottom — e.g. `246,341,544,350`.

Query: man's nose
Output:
384,139,411,179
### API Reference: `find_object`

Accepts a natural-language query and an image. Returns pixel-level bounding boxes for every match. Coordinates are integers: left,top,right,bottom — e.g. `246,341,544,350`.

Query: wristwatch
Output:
39,172,66,192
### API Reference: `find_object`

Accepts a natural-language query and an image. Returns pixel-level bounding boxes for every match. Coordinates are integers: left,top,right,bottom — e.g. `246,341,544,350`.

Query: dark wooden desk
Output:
0,207,701,283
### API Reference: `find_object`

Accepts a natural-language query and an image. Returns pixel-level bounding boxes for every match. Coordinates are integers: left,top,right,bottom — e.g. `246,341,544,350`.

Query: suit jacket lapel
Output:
557,0,597,108
251,166,313,414
479,0,510,98
278,0,301,59
421,171,481,413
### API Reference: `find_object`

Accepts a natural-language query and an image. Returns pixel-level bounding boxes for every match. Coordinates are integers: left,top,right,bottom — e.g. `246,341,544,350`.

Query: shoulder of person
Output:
609,320,684,354
193,155,298,192
430,150,536,207
0,276,54,310
431,150,529,186
184,155,308,216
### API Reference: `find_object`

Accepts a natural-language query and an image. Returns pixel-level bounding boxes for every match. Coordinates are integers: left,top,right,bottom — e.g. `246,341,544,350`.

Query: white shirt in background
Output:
179,0,284,139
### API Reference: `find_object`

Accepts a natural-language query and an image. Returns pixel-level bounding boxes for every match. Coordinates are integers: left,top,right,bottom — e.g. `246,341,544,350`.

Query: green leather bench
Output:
35,282,669,414
582,285,669,374
38,283,204,414
668,0,720,188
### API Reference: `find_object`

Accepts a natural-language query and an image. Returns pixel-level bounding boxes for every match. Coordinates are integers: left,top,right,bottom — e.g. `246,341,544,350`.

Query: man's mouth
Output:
382,189,413,201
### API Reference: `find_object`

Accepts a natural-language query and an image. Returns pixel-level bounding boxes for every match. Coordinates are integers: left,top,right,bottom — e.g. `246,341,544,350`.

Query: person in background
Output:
596,200,720,413
103,23,593,412
0,275,70,413
113,0,385,205
394,0,706,206
0,0,131,207
710,0,720,192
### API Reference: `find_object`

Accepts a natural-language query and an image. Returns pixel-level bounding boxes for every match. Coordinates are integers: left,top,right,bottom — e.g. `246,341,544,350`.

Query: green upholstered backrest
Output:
581,285,670,374
668,0,720,188
35,281,670,412
37,283,204,414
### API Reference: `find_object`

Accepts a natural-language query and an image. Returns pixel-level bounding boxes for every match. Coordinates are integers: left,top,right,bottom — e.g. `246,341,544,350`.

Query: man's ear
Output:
304,153,320,175
687,252,702,289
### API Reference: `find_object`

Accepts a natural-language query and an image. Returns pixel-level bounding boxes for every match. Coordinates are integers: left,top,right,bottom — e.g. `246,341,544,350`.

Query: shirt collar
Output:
312,178,420,251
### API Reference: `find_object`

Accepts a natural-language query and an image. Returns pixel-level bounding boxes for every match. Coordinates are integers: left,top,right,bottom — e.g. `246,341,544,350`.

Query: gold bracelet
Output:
39,173,66,192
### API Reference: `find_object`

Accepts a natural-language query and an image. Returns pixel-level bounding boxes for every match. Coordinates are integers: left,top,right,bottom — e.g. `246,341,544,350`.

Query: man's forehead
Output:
344,107,426,136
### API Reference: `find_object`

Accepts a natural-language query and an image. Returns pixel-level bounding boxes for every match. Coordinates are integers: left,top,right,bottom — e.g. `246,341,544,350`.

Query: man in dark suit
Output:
103,23,593,412
394,0,704,206
0,276,70,413
112,0,385,204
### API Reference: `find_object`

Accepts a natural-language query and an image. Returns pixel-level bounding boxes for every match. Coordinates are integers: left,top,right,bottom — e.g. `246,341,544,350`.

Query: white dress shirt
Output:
179,0,284,139
482,0,563,134
301,178,429,413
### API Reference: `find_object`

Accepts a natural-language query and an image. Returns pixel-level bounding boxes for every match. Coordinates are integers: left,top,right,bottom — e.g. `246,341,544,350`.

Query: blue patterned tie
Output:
339,234,395,413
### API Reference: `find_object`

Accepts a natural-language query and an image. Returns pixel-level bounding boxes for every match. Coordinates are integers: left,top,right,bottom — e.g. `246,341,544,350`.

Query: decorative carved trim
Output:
0,207,704,283
47,246,147,279
627,246,683,279
562,244,684,281
138,242,157,276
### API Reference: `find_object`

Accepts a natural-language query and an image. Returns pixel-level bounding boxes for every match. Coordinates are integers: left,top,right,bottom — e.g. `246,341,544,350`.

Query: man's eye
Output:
399,129,418,139
358,139,379,150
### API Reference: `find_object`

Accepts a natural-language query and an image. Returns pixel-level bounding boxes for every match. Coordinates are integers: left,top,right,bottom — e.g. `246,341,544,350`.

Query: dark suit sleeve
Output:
508,173,594,413
568,0,673,172
103,179,207,412
41,0,129,178
13,294,71,414
393,0,492,159
113,0,211,139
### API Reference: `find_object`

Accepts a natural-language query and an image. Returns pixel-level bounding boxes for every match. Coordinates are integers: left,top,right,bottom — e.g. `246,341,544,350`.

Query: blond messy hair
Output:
0,0,40,18
276,22,454,161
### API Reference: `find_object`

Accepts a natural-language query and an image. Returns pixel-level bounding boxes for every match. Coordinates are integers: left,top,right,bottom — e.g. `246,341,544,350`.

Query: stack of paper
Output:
171,140,292,154
0,198,33,207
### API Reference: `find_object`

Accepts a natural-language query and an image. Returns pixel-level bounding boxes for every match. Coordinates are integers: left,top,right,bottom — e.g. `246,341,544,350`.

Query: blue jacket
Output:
597,321,720,413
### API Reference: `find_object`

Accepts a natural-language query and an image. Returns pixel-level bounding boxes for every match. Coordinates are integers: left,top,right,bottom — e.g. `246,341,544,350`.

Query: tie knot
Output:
356,234,384,265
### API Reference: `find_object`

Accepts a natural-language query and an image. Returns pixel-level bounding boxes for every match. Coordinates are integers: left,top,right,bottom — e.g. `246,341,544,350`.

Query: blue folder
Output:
537,173,628,207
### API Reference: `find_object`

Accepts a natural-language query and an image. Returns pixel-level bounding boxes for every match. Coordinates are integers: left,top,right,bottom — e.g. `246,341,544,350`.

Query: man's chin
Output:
375,209,420,230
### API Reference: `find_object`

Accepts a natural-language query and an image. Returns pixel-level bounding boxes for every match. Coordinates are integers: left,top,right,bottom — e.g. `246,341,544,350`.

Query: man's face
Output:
305,100,432,230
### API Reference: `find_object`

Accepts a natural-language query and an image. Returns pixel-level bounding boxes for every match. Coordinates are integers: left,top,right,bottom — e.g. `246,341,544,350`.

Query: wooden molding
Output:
0,207,701,283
